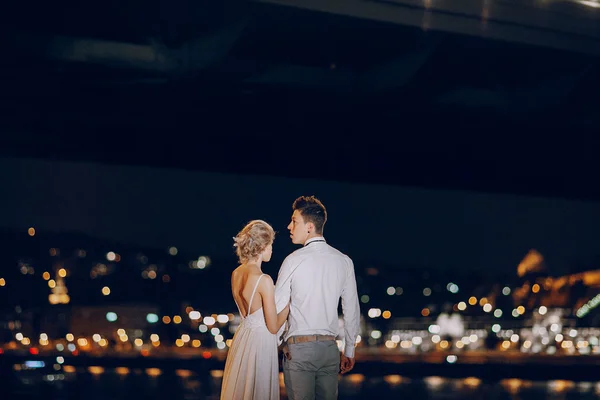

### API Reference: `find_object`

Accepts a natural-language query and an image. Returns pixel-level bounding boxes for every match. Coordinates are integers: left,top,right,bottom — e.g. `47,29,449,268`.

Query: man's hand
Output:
340,354,355,374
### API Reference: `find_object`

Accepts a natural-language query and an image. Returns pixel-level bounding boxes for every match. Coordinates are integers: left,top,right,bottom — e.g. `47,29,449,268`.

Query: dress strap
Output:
246,274,265,317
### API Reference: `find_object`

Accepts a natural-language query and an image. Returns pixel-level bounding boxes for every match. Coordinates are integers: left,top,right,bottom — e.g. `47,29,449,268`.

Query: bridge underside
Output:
1,0,599,200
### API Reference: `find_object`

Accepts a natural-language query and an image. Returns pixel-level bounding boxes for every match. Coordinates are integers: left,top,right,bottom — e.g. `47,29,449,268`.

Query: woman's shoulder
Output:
259,272,273,282
257,273,274,290
251,271,272,284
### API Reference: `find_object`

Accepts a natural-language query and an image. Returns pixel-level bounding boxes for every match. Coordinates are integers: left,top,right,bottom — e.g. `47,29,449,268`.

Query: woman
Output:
220,220,290,400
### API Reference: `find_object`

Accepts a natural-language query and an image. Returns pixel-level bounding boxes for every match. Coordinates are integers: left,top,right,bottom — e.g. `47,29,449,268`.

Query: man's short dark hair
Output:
292,196,327,234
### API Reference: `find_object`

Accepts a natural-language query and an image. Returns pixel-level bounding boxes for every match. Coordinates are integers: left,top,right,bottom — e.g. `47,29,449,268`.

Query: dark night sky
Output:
2,156,600,276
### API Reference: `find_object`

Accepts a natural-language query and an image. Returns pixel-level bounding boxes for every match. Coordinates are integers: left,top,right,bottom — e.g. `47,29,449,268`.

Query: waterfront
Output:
8,367,600,400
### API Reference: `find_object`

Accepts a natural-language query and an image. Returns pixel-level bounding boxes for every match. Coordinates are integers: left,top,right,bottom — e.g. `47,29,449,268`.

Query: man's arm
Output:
340,257,360,372
274,256,295,342
275,256,294,312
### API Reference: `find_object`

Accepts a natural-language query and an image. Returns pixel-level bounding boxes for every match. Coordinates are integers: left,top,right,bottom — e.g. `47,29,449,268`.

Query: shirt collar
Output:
304,236,326,246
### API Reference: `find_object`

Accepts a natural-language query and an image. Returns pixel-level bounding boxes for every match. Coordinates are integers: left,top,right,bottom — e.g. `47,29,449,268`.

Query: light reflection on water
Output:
8,367,600,400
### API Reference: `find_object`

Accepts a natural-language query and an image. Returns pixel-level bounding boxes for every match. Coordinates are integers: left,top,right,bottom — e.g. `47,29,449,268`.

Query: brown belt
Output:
286,334,336,344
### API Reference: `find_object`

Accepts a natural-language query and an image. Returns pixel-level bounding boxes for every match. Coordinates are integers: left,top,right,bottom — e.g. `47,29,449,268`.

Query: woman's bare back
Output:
231,265,266,317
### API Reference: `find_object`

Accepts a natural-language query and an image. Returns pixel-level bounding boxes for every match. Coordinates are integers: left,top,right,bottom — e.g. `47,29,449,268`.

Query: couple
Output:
220,196,361,400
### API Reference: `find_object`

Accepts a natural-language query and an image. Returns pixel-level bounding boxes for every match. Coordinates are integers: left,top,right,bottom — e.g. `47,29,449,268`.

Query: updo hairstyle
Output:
233,220,275,263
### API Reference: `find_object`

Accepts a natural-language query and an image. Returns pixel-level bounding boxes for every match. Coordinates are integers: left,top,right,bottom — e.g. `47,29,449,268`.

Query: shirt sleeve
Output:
340,257,360,358
274,255,294,343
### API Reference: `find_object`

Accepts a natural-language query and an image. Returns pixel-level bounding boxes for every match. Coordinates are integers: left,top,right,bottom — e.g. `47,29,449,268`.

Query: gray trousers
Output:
283,340,339,400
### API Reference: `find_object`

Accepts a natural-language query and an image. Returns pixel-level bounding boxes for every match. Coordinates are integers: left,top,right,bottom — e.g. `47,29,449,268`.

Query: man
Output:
275,195,360,400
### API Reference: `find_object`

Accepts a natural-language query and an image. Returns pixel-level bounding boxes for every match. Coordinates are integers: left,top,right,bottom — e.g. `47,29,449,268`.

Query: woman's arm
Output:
260,276,290,334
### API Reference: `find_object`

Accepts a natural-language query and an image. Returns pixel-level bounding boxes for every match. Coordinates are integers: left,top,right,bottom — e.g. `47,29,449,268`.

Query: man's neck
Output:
303,235,325,246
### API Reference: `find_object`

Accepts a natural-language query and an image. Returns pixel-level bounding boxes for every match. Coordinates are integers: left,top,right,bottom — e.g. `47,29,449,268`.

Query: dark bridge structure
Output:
1,0,600,200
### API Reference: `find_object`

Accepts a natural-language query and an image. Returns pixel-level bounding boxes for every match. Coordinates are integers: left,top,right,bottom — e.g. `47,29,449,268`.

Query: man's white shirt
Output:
275,237,360,358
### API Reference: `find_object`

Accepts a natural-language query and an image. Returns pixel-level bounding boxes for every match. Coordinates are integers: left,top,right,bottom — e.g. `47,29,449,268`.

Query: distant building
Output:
513,249,600,323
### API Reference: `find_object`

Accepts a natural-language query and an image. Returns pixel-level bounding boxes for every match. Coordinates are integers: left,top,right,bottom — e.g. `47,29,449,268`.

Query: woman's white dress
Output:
220,274,280,400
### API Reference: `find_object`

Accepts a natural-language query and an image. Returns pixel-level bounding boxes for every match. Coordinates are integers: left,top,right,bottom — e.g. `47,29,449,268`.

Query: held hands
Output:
340,354,355,374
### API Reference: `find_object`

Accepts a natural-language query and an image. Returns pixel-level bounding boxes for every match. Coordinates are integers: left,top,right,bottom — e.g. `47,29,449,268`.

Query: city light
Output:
146,313,159,323
447,283,459,293
576,294,600,318
0,231,598,378
217,314,229,323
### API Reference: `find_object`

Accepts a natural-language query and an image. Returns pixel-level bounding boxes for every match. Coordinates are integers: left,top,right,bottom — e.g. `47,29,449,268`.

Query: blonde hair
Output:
233,220,275,263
